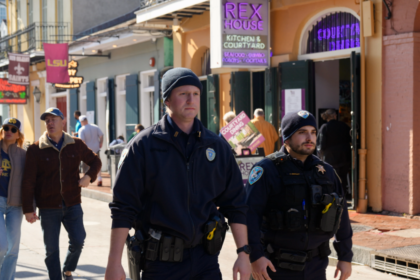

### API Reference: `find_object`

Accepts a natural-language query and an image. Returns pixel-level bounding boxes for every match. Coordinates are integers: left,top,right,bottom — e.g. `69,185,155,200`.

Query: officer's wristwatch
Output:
237,245,251,255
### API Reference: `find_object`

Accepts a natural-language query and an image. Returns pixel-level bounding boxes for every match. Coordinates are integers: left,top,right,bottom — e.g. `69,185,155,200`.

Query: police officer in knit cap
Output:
246,110,353,280
105,68,251,280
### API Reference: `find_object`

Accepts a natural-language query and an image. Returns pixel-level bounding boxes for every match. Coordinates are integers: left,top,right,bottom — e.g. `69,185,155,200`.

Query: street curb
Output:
81,188,113,203
329,240,373,265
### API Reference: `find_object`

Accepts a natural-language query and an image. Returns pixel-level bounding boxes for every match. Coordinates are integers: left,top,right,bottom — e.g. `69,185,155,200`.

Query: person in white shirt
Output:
79,115,104,186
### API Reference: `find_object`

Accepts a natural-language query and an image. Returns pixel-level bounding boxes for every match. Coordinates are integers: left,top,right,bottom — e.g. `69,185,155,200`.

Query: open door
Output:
126,74,139,137
206,74,220,134
350,51,361,209
69,89,78,133
231,71,251,118
279,60,315,115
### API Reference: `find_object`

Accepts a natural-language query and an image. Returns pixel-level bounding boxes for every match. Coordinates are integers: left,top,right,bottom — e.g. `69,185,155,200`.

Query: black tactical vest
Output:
263,152,337,234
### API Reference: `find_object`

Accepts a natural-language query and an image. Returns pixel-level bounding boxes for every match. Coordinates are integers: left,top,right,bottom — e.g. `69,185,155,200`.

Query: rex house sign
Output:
210,0,269,68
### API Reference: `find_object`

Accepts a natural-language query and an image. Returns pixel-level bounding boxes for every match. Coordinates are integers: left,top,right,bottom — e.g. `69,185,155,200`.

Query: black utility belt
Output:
266,241,331,272
145,216,228,263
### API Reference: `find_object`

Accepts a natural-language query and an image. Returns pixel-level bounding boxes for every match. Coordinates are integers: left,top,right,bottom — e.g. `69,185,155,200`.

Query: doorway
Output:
280,53,360,208
56,96,67,132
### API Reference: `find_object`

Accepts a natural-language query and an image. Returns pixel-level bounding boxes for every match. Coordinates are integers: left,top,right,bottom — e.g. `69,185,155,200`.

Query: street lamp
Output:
33,86,41,103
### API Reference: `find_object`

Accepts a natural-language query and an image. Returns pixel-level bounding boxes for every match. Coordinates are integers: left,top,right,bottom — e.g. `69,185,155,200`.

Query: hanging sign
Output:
8,53,30,85
210,0,269,68
306,12,360,54
0,78,27,104
44,43,70,84
54,60,84,89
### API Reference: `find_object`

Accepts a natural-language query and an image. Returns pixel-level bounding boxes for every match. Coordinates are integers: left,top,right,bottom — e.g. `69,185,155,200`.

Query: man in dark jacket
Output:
247,111,352,280
317,109,352,192
105,68,251,280
21,107,102,280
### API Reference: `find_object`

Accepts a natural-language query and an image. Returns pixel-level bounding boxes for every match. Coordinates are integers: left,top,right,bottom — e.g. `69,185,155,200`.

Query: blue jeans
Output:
39,203,86,280
0,196,23,280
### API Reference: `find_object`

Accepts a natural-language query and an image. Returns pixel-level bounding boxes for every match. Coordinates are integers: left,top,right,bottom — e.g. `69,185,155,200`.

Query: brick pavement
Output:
350,211,420,251
84,172,111,194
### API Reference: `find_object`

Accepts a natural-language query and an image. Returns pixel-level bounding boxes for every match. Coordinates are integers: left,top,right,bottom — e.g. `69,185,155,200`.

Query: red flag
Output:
8,53,30,85
44,43,70,84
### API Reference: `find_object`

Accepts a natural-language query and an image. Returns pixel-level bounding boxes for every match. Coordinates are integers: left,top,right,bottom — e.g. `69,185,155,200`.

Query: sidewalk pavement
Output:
83,172,420,277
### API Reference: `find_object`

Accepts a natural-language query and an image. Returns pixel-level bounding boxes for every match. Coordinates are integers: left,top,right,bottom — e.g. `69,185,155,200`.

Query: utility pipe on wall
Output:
357,0,368,213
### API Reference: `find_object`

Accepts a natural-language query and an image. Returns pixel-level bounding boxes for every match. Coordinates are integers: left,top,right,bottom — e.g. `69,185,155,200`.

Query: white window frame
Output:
115,74,129,139
298,7,361,61
96,77,109,172
140,70,156,128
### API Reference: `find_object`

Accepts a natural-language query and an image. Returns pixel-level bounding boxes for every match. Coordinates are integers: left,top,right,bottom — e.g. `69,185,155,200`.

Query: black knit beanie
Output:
281,110,317,141
161,68,202,102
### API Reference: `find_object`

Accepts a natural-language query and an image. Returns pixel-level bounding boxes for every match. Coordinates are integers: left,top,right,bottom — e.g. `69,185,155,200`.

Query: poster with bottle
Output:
220,111,265,155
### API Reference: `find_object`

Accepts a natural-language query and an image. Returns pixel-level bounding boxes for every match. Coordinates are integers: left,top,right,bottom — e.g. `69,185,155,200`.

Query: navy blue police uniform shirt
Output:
166,115,198,160
246,146,353,263
109,115,247,247
0,149,11,197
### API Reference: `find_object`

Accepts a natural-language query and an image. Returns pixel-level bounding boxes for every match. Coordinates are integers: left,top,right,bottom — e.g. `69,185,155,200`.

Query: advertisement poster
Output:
236,156,264,186
220,111,265,155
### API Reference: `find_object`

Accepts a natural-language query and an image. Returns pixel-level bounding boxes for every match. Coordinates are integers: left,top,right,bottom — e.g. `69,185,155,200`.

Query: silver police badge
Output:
206,148,216,161
298,110,310,119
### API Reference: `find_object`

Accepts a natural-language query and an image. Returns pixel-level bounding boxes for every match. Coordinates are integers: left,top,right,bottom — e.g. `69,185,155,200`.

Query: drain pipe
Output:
357,0,368,213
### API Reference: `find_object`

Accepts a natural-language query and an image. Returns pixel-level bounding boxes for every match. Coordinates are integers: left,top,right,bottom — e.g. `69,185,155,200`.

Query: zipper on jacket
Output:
186,161,196,244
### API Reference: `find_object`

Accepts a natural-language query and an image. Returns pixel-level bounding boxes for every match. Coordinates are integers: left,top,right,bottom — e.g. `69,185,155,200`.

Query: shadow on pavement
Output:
77,264,106,274
15,271,45,278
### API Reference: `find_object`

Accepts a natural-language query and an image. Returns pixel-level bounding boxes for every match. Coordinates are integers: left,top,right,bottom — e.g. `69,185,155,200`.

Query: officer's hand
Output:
104,262,125,280
78,175,91,188
251,256,276,280
233,252,252,280
335,260,352,280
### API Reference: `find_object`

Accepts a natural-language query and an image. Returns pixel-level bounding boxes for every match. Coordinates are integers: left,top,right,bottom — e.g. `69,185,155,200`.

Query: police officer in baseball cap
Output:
246,111,353,280
106,68,251,280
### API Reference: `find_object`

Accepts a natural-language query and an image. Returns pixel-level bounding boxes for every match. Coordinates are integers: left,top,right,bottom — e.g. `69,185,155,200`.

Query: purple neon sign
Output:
223,51,267,64
307,12,360,54
224,2,264,31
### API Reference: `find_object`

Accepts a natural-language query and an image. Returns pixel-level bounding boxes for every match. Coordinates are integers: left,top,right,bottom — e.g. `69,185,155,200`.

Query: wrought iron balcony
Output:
0,22,70,60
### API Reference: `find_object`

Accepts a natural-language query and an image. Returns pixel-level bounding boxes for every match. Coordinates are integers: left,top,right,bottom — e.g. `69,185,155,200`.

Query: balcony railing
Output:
139,0,172,9
0,22,70,60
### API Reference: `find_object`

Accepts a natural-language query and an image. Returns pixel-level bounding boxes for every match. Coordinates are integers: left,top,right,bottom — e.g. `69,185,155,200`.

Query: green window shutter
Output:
199,80,208,127
279,60,315,115
206,74,220,134
69,89,78,132
86,81,96,123
231,71,251,118
164,37,174,67
125,74,139,136
154,70,161,123
107,78,116,142
252,72,265,113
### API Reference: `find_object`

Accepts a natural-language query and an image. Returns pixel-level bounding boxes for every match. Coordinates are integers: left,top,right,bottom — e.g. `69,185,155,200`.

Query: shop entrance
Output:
279,52,361,208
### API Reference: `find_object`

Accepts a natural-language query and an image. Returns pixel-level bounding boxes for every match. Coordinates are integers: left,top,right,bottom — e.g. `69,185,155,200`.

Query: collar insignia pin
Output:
316,164,326,174
206,148,216,161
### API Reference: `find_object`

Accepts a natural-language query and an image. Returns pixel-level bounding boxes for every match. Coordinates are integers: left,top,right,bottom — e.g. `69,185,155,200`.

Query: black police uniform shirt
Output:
110,115,247,247
246,146,353,263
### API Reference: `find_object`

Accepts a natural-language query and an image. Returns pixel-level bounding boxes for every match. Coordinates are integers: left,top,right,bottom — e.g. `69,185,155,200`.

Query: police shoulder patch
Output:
118,148,129,169
249,166,264,185
206,148,216,161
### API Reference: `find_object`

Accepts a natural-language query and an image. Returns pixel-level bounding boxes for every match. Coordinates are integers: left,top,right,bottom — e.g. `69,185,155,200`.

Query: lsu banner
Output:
8,53,30,85
44,43,70,84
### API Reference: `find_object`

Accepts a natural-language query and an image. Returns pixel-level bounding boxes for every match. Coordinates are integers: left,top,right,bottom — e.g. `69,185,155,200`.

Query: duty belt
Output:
266,244,323,272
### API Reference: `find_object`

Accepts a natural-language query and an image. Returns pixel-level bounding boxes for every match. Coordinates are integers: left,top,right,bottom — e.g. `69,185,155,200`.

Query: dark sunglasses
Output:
3,126,18,133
